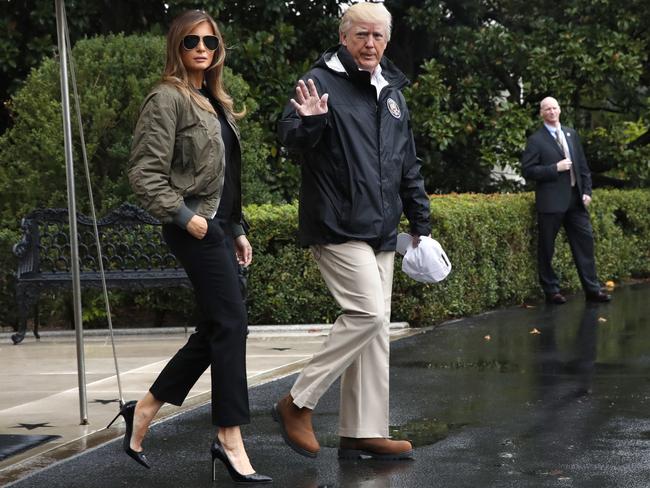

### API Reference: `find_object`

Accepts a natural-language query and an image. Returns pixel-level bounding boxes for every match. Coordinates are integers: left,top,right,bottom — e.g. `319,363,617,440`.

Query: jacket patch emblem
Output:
387,98,401,119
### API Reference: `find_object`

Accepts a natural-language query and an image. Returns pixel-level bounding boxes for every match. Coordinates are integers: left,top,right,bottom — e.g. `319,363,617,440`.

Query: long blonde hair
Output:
162,10,244,119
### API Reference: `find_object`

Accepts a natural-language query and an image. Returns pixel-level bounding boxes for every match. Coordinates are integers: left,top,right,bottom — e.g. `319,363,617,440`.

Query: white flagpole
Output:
55,0,88,425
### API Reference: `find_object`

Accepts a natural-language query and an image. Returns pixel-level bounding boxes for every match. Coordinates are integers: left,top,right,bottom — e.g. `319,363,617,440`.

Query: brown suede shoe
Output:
271,394,320,458
338,437,414,460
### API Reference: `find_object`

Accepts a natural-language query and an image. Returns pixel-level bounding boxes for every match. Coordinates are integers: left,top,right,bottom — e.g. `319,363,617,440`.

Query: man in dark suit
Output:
521,96,611,304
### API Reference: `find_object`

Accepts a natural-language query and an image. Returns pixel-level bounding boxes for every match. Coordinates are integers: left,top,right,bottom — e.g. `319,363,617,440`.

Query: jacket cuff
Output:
302,113,328,127
231,222,245,238
172,204,195,229
410,221,432,237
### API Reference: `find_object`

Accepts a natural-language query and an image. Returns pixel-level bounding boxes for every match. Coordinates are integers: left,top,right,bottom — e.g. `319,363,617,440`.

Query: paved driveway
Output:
4,283,650,487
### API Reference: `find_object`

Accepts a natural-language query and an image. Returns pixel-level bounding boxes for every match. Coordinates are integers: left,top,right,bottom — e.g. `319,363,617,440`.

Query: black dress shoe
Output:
586,290,611,302
210,439,272,484
106,400,151,469
545,292,567,304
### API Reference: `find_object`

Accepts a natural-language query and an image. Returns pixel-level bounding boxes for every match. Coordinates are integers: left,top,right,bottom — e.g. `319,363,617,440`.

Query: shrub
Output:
3,190,648,330
0,33,272,221
0,33,272,326
245,189,650,326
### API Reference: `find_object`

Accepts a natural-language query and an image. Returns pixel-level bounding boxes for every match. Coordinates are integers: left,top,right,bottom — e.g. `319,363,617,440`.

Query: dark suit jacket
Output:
521,126,593,213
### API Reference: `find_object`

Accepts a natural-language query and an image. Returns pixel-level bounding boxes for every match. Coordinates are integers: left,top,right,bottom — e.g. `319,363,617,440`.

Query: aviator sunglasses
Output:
182,34,219,51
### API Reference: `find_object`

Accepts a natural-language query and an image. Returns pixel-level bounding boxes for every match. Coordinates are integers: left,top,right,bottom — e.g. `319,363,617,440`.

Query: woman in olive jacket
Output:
110,10,270,484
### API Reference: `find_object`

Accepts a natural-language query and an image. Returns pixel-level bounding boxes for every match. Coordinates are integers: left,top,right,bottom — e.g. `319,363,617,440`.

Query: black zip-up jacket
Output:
278,45,431,251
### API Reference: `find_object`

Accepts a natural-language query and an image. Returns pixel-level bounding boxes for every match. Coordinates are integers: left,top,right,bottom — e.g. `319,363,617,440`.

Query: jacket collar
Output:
314,45,409,90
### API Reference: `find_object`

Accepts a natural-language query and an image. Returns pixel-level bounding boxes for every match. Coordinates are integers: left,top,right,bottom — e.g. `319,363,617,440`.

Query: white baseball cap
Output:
395,232,452,283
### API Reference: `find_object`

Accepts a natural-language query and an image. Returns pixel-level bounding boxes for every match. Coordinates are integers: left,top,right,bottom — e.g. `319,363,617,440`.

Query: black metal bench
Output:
11,202,191,344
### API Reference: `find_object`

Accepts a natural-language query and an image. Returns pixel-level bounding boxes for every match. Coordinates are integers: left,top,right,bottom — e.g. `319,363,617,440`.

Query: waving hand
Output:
290,79,328,116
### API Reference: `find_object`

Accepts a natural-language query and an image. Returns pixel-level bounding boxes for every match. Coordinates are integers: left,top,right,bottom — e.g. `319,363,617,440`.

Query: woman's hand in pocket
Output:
186,215,208,239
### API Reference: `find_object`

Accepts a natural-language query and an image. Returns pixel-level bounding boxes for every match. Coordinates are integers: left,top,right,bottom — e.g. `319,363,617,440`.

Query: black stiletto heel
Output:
210,439,272,484
107,400,151,469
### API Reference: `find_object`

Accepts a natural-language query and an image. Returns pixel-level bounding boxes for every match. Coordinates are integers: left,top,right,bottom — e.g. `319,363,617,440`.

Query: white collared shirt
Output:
544,123,564,143
325,52,389,99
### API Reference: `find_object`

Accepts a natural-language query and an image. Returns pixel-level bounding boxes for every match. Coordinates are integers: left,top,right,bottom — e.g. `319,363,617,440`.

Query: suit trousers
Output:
537,187,600,295
291,241,394,438
149,220,250,427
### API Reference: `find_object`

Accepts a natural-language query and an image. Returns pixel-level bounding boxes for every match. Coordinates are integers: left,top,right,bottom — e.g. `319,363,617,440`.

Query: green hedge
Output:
245,189,650,326
2,189,648,331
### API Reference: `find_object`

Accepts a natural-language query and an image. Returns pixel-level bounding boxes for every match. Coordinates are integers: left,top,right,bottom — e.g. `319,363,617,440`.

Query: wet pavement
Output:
5,283,650,487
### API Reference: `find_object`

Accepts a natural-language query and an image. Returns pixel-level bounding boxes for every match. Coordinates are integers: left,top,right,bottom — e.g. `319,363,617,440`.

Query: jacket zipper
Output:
375,88,384,233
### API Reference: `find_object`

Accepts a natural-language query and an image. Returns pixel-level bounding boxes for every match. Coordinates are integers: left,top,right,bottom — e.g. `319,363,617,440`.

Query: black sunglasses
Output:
182,35,219,51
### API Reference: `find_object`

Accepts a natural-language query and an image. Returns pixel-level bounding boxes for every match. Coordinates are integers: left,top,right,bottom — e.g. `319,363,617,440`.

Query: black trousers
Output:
149,219,250,427
537,187,600,295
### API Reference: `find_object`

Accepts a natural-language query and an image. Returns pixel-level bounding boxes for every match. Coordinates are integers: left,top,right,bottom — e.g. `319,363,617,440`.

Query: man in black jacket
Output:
272,2,430,461
521,96,611,304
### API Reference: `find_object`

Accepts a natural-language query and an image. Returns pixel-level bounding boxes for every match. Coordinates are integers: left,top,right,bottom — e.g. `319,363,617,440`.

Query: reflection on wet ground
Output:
321,418,464,449
380,282,650,486
7,283,650,488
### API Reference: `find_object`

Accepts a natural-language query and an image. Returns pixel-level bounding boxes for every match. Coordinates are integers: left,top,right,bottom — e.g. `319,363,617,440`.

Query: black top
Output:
199,88,237,222
214,106,236,221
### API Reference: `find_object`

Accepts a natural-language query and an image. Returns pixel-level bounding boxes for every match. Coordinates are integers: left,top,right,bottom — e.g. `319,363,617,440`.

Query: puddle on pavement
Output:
388,418,468,447
320,418,466,448
396,358,520,373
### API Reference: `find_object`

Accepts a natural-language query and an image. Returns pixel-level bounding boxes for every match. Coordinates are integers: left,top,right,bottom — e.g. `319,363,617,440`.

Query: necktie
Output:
555,129,576,187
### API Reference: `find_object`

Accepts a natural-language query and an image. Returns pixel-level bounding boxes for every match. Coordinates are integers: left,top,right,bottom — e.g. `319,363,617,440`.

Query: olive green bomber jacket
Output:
128,83,243,235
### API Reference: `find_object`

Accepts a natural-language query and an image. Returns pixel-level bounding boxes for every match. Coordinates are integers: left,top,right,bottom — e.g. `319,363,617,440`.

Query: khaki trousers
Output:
290,240,394,438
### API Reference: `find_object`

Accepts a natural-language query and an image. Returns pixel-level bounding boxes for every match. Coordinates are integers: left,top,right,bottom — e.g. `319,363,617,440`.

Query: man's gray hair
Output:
339,2,392,41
